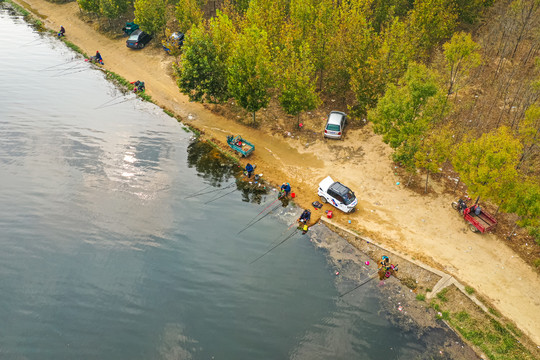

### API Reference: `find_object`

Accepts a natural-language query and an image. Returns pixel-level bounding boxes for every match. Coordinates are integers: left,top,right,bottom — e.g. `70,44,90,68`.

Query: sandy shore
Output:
9,0,540,347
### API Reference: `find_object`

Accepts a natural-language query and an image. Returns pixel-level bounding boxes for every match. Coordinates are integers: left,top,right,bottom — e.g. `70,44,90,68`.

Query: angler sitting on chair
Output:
298,209,311,224
89,51,104,65
131,80,145,93
279,182,291,198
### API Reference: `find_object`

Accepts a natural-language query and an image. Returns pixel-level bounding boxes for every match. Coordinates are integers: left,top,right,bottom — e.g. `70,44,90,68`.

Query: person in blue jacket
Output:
245,163,254,178
280,182,291,198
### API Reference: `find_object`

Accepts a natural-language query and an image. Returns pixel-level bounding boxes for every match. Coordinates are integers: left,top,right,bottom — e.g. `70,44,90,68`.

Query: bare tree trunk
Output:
507,222,519,240
453,177,460,193
511,0,538,59
252,112,256,124
425,171,429,194
495,200,503,215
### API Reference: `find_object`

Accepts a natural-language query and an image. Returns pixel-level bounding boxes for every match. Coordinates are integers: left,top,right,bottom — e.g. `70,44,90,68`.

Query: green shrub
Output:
455,311,469,322
416,294,425,301
430,301,441,312
436,288,449,302
465,286,475,294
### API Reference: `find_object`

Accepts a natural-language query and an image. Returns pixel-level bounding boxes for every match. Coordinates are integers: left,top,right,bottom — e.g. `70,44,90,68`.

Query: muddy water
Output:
0,8,476,360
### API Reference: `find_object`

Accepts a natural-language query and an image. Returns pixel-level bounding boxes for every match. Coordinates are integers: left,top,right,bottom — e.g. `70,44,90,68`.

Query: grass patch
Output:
455,310,469,322
415,293,425,301
448,306,533,359
533,258,540,268
436,310,450,320
401,277,417,290
436,288,449,302
5,0,30,16
430,301,441,312
489,307,501,317
425,287,431,292
62,40,87,58
104,71,131,88
138,92,153,103
465,286,475,295
505,323,523,337
163,109,175,118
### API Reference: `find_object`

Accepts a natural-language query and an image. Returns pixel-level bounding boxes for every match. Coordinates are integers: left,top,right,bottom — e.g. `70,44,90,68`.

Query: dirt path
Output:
17,0,540,345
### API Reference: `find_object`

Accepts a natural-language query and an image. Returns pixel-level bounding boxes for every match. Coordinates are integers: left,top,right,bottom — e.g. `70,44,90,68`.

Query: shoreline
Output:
4,0,540,356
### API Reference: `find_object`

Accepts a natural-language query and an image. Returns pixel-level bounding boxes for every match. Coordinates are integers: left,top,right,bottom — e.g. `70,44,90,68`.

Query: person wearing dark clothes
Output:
245,163,254,178
132,80,145,92
380,255,389,268
299,209,311,224
90,51,104,65
58,26,65,37
280,182,291,197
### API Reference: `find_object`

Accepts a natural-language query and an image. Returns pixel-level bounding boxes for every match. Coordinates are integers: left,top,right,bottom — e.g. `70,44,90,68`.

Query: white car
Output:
324,111,347,139
318,176,357,213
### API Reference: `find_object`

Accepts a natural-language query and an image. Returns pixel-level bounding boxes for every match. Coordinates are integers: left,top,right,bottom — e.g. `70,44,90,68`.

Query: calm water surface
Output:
1,9,438,359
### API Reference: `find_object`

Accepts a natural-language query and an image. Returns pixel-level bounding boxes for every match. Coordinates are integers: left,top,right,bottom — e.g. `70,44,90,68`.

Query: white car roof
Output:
327,112,345,125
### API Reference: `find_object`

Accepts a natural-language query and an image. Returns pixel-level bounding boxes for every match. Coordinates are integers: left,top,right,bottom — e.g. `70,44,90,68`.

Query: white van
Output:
318,176,357,213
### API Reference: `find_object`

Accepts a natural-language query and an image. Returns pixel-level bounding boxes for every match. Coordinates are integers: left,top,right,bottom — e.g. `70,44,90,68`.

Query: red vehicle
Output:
452,198,497,233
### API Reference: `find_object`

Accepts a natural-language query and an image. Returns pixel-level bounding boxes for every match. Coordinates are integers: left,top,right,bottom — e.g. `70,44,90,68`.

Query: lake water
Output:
0,8,464,360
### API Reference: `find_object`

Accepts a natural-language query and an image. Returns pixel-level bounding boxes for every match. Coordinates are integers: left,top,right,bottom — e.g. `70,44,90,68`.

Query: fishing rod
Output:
206,187,237,204
237,203,282,235
93,96,133,109
20,37,43,47
184,183,235,199
55,63,89,73
243,198,280,228
94,94,130,109
339,272,379,298
249,228,299,264
264,221,300,250
51,68,91,77
94,97,137,109
189,184,214,197
46,62,87,73
51,66,89,76
39,58,79,71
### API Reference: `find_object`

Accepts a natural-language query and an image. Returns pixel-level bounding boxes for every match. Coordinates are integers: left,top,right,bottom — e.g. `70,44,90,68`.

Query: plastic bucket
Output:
291,192,296,198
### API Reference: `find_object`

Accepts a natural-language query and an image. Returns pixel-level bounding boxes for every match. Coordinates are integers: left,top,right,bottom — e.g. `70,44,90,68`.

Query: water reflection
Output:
186,141,269,204
186,141,238,186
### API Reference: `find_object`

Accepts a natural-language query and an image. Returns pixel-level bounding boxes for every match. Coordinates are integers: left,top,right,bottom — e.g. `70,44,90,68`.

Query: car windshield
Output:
326,124,341,131
128,32,140,41
341,190,356,205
